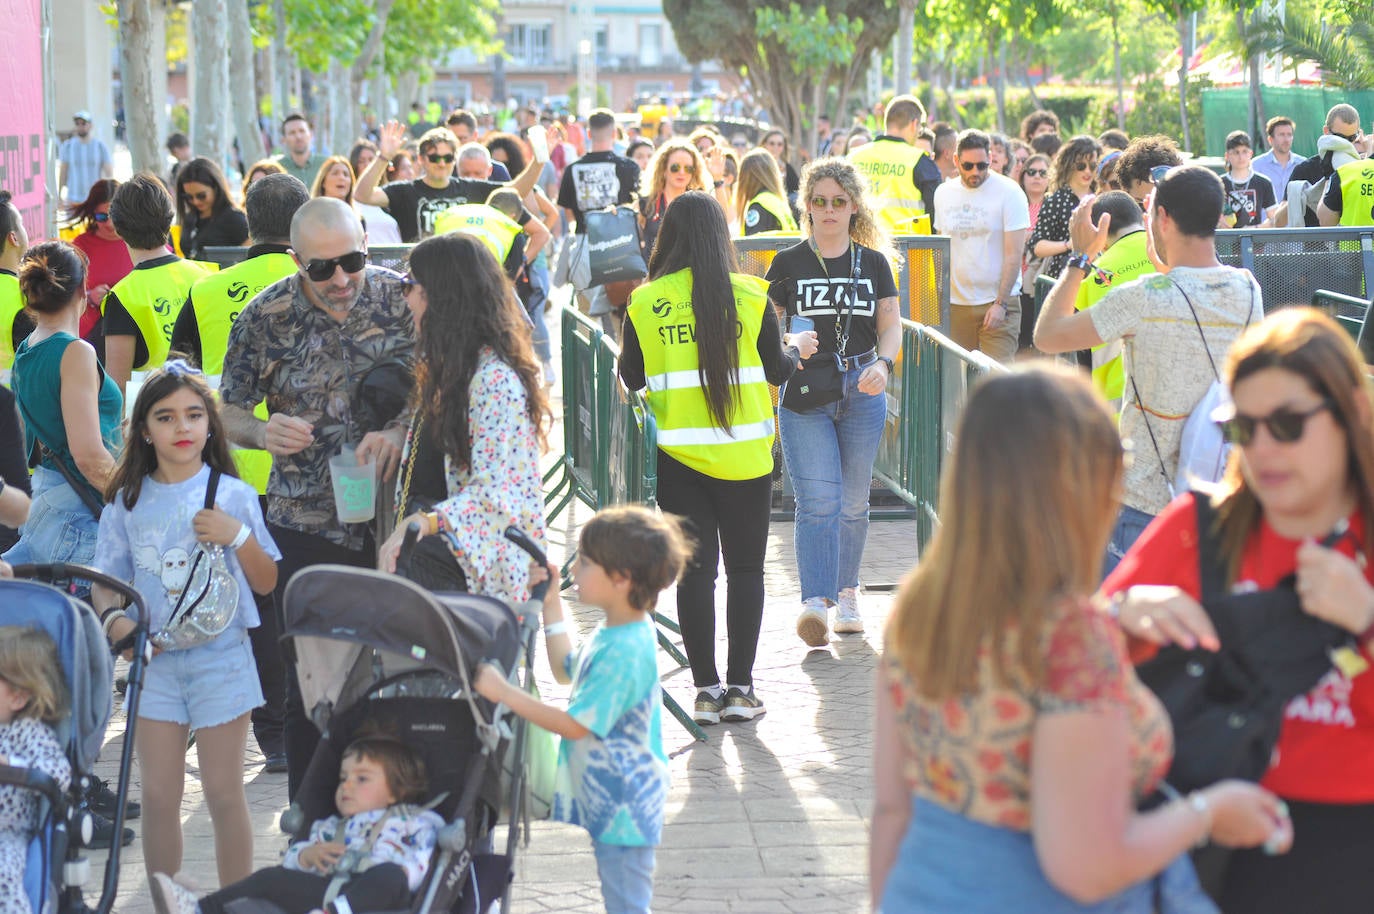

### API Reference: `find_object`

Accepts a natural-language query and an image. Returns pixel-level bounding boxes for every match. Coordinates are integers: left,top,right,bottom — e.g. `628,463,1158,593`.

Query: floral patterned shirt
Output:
884,601,1172,831
395,348,546,602
220,267,414,549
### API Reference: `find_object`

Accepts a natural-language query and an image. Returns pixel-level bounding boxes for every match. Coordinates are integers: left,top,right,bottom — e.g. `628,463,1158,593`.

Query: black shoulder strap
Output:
1193,491,1227,604
204,468,221,509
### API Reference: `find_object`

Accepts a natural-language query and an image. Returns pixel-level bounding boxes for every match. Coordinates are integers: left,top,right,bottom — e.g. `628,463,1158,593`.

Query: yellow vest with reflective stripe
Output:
745,191,798,235
1336,159,1374,227
190,252,295,494
0,273,22,384
848,138,931,234
105,258,213,370
628,269,775,480
433,205,522,262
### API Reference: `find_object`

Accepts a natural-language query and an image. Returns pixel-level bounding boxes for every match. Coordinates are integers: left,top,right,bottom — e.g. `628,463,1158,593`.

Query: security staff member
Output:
103,174,212,396
847,94,942,234
1318,155,1374,226
0,192,35,386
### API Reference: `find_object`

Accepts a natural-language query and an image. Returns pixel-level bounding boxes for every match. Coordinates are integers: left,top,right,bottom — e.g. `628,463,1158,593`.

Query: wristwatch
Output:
877,355,895,373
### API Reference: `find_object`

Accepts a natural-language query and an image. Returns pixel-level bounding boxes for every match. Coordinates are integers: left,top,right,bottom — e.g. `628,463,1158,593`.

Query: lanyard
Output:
810,241,861,356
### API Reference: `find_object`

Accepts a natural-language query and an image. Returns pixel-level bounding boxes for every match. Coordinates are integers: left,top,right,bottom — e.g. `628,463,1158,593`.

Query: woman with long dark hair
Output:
1106,309,1374,913
174,157,248,260
1027,135,1100,279
65,177,132,342
619,191,817,723
376,233,550,602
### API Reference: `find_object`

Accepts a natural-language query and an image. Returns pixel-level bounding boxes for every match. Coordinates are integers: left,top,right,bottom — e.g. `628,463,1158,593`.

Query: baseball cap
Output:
73,110,92,122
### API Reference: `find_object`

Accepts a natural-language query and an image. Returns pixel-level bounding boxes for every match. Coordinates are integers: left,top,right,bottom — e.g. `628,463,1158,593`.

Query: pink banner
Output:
0,0,47,239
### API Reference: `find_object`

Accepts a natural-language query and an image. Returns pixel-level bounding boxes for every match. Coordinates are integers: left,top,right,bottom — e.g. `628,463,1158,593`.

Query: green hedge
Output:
917,86,1121,137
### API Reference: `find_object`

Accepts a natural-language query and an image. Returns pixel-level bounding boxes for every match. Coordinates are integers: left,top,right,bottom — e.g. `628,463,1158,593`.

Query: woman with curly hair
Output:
638,139,711,260
65,178,132,341
1027,135,1101,279
766,157,901,645
174,157,248,260
377,233,550,602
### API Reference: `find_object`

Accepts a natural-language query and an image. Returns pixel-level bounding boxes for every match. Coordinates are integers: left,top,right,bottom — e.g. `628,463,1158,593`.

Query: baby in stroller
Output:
151,736,442,914
0,626,73,914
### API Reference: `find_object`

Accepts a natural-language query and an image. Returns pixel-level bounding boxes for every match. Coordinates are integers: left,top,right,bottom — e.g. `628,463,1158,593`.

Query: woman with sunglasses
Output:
619,191,817,723
638,140,711,261
1017,154,1052,348
1104,309,1374,913
376,232,550,604
66,178,132,344
874,364,1288,914
767,157,900,645
1027,135,1101,280
174,157,248,261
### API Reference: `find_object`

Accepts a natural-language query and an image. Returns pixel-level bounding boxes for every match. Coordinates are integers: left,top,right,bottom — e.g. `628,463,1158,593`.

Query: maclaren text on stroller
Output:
272,526,551,914
3,563,153,914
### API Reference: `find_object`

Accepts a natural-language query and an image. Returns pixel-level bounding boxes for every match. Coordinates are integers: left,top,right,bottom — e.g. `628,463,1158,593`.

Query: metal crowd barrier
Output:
1216,227,1374,314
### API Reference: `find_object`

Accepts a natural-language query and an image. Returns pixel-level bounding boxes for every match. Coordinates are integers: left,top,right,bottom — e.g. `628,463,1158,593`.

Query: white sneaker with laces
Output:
151,873,198,914
796,597,829,647
834,587,864,634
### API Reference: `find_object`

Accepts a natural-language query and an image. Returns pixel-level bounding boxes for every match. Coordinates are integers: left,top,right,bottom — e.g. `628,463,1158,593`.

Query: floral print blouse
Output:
395,348,546,602
884,600,1172,831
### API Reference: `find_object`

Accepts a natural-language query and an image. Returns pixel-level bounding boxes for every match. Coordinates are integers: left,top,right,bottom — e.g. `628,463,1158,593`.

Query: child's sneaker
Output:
796,597,829,647
834,587,865,634
151,872,198,914
721,686,766,721
693,689,724,725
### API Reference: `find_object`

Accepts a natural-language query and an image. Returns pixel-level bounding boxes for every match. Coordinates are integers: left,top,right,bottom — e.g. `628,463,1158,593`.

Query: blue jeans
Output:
593,841,656,914
779,368,887,602
1102,504,1156,579
527,260,552,362
3,466,101,593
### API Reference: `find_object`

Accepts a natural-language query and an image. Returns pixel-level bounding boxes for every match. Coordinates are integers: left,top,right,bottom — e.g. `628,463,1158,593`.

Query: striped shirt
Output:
59,135,112,200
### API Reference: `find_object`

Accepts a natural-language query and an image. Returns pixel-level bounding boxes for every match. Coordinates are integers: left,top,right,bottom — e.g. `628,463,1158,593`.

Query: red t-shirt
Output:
1104,493,1374,803
71,229,133,339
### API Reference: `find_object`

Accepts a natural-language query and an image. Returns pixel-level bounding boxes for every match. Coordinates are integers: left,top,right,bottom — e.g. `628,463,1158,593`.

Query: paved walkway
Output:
90,311,915,912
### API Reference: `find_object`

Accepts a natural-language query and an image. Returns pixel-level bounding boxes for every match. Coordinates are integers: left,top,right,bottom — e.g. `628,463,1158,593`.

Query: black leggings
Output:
198,862,409,914
654,450,772,688
270,524,376,800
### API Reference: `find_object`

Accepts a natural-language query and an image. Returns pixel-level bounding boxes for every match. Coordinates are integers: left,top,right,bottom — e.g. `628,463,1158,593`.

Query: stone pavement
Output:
88,318,917,912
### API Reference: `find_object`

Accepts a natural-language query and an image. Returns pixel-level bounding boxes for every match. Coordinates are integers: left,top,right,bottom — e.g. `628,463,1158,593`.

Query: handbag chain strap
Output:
810,240,861,357
398,412,422,516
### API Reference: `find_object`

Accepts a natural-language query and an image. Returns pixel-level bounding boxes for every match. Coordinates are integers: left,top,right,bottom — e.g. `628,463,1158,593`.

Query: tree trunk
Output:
191,0,229,167
896,0,915,94
271,0,290,124
993,36,1007,134
397,71,420,115
228,0,264,167
1111,1,1127,130
1177,4,1193,152
117,0,160,174
328,57,352,158
1246,9,1265,140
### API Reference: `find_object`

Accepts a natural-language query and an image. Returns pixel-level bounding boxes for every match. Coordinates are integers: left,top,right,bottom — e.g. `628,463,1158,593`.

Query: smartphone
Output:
790,315,814,334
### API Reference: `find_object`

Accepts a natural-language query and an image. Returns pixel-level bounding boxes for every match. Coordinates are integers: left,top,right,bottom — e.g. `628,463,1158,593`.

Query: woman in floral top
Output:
377,232,551,602
871,365,1290,914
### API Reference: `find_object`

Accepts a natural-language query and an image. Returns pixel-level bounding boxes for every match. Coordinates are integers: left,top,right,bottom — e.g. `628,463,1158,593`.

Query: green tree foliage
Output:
1247,0,1374,89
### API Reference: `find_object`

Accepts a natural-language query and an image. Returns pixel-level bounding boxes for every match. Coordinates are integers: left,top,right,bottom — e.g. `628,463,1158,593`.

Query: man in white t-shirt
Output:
933,129,1030,363
58,110,113,203
1035,165,1264,573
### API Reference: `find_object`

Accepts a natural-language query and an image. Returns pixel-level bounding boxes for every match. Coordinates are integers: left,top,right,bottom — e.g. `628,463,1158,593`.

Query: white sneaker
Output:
151,873,198,914
834,587,864,634
796,597,829,647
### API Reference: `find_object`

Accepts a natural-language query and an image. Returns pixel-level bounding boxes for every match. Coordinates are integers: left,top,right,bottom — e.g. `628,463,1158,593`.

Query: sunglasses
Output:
399,272,418,294
301,251,367,281
960,160,990,172
182,190,212,203
1219,400,1333,446
1075,160,1096,172
426,153,455,164
809,195,851,210
1024,168,1048,178
1149,164,1173,184
93,212,110,223
668,163,696,174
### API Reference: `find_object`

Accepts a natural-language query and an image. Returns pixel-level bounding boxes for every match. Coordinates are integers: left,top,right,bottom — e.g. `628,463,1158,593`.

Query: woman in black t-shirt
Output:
765,157,901,647
174,157,248,260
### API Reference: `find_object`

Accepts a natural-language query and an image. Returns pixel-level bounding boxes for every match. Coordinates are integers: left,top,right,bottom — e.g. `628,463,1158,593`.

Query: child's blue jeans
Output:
593,841,656,914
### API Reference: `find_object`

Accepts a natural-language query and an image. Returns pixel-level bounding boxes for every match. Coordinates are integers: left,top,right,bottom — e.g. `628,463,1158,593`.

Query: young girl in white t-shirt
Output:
94,360,280,889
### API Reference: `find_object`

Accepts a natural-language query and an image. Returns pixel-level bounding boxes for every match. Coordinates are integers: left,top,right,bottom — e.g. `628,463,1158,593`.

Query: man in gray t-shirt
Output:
1035,165,1264,574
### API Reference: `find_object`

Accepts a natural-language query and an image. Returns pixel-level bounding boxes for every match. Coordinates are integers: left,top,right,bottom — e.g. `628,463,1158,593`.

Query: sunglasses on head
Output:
93,212,110,223
183,190,212,203
1024,168,1048,178
668,162,696,174
426,153,455,164
301,250,367,281
960,160,990,172
1149,164,1173,184
1218,399,1333,446
809,195,851,210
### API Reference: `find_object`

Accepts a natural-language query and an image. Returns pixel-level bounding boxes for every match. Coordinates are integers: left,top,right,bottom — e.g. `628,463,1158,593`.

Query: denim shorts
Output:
2,466,100,569
138,634,264,729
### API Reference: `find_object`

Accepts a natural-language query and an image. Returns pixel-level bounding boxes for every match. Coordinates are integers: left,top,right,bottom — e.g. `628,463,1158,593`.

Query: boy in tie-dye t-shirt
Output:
475,506,692,914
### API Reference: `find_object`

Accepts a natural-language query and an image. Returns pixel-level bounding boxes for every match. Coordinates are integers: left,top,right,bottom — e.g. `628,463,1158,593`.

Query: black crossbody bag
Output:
781,242,861,413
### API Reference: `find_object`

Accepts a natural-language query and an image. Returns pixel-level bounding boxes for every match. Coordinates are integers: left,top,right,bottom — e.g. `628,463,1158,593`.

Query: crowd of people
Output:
2,87,1373,914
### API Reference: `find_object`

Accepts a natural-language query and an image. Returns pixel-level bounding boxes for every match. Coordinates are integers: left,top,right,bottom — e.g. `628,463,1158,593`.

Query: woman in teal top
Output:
3,241,121,580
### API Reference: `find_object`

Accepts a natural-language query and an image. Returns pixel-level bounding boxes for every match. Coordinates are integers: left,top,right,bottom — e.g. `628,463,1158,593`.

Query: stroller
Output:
262,527,549,914
2,563,152,914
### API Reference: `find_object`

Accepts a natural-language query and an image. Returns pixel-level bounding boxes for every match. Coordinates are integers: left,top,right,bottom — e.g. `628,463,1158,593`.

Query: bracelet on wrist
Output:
228,523,251,550
1066,252,1093,273
544,620,569,637
102,609,130,640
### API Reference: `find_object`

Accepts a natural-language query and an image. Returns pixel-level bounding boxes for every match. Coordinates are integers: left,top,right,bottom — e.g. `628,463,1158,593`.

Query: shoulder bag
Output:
394,414,469,593
780,241,861,412
153,468,243,650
